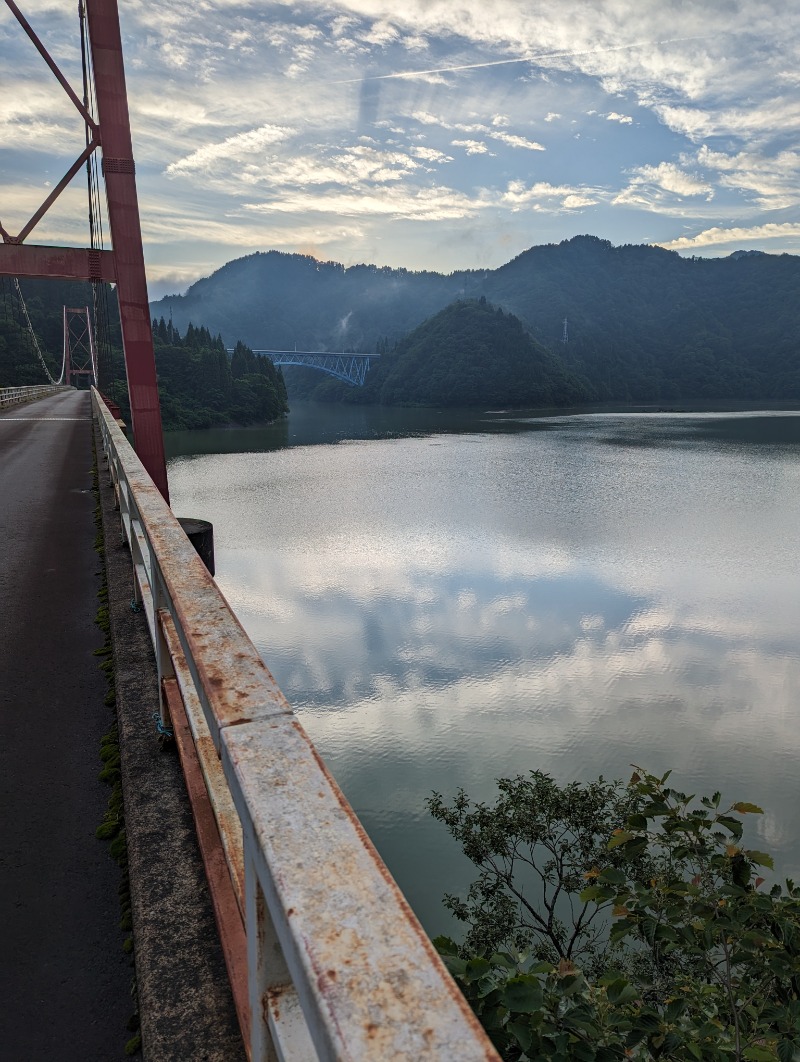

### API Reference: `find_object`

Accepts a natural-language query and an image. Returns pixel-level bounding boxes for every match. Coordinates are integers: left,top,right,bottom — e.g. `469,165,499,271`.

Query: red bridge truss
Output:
1,0,169,500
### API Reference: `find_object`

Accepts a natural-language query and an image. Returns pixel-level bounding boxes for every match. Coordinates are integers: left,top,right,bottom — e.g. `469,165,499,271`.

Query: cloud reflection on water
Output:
168,411,800,935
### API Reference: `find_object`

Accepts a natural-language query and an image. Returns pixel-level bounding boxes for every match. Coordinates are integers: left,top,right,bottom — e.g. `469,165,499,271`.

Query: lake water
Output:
165,402,800,938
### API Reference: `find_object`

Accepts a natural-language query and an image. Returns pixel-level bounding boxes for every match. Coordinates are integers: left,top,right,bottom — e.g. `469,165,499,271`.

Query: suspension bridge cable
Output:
13,279,65,385
1,274,12,329
0,209,64,385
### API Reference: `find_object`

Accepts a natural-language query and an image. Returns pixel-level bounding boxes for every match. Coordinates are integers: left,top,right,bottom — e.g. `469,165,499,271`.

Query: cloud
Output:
0,115,79,152
697,145,800,209
0,76,83,156
167,140,423,197
243,183,492,221
140,189,370,248
492,132,545,151
8,0,800,275
411,146,453,163
332,32,722,90
146,264,218,299
654,98,800,142
166,124,294,177
401,33,428,52
413,110,544,151
660,223,800,251
452,139,492,155
502,180,599,211
562,193,597,209
361,18,401,47
614,162,714,209
651,105,715,140
0,181,89,243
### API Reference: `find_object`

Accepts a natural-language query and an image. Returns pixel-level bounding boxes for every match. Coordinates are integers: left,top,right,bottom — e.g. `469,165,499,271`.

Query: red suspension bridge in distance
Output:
1,0,168,499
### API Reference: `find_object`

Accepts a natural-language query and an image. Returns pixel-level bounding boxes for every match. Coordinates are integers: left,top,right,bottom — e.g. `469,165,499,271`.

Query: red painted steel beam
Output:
63,306,72,386
12,140,100,245
0,244,116,282
5,0,99,133
85,0,169,501
164,676,251,1044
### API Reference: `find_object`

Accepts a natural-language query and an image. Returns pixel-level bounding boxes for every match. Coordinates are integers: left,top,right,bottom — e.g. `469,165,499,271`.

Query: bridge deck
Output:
0,390,130,1057
0,388,244,1060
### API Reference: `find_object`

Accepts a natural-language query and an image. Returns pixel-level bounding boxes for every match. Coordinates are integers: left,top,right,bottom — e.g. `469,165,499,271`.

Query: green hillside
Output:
357,297,591,407
0,277,107,387
484,236,799,402
151,251,469,355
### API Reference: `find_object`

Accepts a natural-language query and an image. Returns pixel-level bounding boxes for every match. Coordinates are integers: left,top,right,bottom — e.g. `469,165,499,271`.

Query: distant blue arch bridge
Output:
228,348,380,386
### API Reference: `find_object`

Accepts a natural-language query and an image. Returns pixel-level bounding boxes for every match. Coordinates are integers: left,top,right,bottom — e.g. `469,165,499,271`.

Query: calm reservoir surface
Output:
166,402,800,937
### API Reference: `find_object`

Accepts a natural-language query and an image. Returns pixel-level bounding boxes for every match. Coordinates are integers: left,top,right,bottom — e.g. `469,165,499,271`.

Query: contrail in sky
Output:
334,36,710,84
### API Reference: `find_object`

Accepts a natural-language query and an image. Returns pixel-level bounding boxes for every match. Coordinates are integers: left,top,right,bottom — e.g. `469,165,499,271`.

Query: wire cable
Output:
13,279,65,384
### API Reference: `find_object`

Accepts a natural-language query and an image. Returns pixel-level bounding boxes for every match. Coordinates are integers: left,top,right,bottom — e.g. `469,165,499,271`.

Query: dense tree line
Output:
146,319,288,430
486,236,800,403
8,236,800,414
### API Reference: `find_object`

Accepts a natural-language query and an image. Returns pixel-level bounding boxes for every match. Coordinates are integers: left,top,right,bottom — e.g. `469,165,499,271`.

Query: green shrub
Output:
430,768,800,1060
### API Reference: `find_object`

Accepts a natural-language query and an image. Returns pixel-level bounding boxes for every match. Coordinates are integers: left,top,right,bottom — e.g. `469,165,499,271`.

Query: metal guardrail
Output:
92,388,498,1062
0,384,71,408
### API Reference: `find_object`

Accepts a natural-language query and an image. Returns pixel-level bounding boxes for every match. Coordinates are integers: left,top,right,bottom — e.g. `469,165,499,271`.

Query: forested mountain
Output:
151,236,800,404
353,298,591,407
483,237,800,401
151,251,476,353
0,278,287,430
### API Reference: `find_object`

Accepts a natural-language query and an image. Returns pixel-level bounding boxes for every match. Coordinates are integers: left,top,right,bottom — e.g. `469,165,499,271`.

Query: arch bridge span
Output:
232,349,380,386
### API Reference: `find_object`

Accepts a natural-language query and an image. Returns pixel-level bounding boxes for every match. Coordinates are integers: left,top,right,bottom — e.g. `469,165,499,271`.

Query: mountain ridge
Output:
150,235,800,404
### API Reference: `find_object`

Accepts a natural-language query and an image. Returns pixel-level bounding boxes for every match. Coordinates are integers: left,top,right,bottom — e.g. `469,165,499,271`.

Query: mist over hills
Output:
152,251,470,354
151,235,800,404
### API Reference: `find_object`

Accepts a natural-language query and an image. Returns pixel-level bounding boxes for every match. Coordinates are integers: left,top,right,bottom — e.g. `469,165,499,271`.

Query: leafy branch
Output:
430,768,800,1061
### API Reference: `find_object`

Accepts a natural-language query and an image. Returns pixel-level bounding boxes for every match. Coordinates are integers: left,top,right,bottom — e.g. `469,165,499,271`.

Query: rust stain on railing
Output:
93,388,500,1062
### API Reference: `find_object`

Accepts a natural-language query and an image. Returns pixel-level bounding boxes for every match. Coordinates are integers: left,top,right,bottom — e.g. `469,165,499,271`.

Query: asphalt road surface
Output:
0,390,130,1059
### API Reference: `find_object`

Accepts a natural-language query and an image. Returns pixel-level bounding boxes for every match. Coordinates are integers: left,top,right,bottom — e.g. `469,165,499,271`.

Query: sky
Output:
2,0,800,299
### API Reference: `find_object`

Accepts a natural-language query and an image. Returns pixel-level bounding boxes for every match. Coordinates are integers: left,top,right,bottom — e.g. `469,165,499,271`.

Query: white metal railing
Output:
0,384,71,409
92,389,497,1062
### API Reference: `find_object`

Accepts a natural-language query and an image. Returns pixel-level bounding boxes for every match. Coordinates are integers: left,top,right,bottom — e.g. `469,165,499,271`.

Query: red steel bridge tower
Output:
0,0,169,500
64,306,99,389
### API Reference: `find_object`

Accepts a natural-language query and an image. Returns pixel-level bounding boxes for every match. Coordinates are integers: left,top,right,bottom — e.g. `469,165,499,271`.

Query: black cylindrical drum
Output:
177,517,215,576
